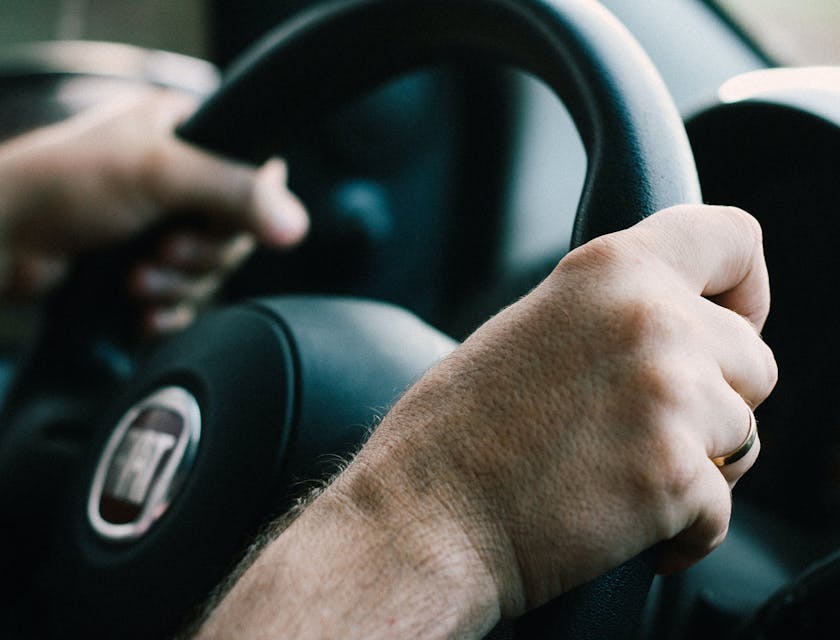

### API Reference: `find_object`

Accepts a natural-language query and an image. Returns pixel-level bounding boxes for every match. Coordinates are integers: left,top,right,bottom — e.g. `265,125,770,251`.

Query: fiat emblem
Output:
87,386,201,541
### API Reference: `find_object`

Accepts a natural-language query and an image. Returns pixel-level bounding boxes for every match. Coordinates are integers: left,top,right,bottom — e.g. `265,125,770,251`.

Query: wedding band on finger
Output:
712,411,757,467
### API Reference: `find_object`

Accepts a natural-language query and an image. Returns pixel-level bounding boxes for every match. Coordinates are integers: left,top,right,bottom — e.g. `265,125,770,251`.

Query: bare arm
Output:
194,205,777,639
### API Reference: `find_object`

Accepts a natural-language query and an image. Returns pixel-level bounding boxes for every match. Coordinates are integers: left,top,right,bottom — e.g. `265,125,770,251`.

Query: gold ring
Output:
712,411,757,467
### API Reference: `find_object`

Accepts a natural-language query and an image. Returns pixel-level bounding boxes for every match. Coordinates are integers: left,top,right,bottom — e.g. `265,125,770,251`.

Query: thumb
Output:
249,158,310,246
632,205,770,331
147,133,309,248
140,92,308,247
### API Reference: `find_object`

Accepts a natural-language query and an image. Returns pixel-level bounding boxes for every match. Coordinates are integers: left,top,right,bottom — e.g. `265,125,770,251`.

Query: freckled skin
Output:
194,205,777,640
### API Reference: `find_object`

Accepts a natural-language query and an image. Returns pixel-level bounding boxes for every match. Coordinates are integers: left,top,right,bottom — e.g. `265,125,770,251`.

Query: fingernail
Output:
254,159,310,245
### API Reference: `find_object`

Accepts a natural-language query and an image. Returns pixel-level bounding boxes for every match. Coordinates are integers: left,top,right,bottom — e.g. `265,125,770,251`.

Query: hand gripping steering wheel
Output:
3,0,701,638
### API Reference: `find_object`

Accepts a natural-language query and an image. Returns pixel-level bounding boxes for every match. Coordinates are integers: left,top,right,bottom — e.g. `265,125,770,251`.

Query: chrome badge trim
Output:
87,386,201,542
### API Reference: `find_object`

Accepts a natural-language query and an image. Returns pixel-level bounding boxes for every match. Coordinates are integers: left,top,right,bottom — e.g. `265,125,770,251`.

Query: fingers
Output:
148,148,308,246
657,329,764,573
657,459,732,575
126,91,306,335
158,231,255,274
633,205,774,478
652,401,749,575
128,265,212,336
657,406,759,575
717,415,760,489
633,205,771,331
128,229,256,336
141,92,309,248
694,296,778,408
142,304,196,336
0,89,308,263
698,383,761,485
250,158,310,246
130,266,218,303
559,206,775,578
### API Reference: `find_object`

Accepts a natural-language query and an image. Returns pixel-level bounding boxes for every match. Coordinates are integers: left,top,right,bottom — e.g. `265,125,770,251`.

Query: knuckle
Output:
612,297,686,354
634,425,699,507
719,206,763,246
731,313,778,396
560,234,635,276
759,341,779,395
628,355,683,410
707,520,730,553
620,385,699,495
623,297,667,340
606,306,698,412
560,228,659,284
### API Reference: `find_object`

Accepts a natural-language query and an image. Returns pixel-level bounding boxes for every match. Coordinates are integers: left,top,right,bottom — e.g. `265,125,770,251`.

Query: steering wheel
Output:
737,547,840,639
0,0,701,638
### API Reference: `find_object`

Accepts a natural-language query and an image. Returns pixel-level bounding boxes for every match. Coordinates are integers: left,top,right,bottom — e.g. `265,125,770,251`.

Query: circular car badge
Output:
88,386,201,542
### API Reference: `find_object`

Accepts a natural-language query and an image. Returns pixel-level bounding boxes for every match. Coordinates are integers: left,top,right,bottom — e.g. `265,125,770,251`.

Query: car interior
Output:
0,0,838,638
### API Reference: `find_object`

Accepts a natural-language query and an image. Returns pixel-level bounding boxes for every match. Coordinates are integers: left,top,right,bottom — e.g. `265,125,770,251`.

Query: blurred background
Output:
717,0,840,65
0,0,208,59
1,0,840,67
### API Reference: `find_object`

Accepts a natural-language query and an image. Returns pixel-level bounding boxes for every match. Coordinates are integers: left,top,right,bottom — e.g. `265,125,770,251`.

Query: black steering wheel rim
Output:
179,0,701,244
177,1,702,637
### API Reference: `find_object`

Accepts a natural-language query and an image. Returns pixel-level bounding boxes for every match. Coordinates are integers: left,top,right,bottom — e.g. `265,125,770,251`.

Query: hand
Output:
355,204,775,610
195,205,777,638
0,90,308,333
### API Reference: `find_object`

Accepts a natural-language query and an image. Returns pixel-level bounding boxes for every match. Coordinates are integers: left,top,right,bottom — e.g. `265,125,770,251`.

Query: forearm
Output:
195,434,502,639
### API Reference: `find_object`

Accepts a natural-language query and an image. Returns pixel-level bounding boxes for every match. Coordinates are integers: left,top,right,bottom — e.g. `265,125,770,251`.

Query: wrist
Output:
198,421,506,639
327,441,505,636
335,363,529,620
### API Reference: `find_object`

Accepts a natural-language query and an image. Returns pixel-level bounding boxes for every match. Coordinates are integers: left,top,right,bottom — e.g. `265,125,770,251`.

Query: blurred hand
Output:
0,90,308,334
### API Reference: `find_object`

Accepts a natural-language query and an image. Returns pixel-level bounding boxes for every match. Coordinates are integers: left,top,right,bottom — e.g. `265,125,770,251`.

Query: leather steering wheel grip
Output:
177,1,701,638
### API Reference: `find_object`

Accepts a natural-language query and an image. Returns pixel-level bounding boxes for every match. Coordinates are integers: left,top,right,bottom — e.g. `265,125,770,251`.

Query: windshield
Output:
713,0,840,65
